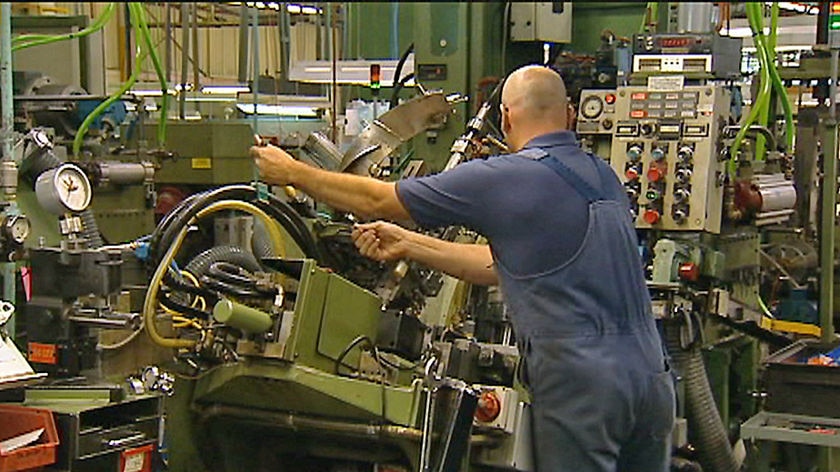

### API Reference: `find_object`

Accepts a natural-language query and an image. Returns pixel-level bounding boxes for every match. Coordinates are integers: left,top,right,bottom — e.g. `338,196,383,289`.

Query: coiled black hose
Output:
24,147,104,248
150,185,320,267
664,322,739,472
184,245,261,278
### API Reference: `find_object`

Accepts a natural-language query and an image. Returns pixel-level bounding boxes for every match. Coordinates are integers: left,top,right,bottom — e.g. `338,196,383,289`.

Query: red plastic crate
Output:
0,405,59,472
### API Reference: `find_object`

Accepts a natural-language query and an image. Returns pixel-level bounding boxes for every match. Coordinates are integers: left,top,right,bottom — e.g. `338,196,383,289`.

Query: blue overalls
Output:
495,145,676,472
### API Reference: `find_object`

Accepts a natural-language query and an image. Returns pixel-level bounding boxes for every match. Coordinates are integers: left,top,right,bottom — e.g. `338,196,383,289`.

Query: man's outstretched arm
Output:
252,143,410,222
353,221,498,286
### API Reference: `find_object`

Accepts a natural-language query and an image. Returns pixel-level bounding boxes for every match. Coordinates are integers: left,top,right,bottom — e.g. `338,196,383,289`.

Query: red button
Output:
631,92,647,100
678,262,699,282
630,110,647,118
643,209,661,224
647,167,664,182
605,93,616,104
625,168,640,180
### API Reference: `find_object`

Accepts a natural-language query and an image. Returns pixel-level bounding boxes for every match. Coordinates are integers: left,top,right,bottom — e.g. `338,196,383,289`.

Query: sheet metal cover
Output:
339,92,454,175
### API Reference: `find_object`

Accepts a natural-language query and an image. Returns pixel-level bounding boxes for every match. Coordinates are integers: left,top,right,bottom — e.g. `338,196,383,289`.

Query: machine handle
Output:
103,432,146,448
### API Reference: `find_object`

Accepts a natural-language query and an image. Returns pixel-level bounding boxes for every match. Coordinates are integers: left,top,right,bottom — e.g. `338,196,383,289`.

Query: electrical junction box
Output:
510,2,572,43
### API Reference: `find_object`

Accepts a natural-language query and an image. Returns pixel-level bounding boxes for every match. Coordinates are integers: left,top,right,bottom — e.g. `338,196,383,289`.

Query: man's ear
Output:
566,103,577,131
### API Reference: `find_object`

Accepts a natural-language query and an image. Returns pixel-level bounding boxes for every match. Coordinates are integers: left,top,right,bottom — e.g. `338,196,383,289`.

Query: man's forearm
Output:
402,232,498,286
289,161,410,221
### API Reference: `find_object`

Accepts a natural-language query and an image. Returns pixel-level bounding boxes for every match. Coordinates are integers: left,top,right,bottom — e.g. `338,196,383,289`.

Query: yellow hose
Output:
144,199,287,349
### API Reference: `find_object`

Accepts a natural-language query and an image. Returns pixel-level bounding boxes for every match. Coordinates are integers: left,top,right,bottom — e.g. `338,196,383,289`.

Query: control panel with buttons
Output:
608,85,730,233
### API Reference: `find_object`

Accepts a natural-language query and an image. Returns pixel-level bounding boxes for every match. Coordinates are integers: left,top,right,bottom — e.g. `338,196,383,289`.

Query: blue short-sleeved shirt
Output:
396,131,612,276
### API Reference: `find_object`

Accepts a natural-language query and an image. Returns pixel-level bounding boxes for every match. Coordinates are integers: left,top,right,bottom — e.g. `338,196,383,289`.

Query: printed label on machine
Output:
647,75,685,92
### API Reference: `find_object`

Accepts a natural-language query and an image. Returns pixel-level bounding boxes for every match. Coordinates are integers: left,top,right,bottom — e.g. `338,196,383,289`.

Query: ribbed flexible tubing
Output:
664,322,739,472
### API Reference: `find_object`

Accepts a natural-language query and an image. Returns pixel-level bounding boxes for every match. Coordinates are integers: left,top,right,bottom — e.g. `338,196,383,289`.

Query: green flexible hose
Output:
130,2,169,146
766,3,795,151
73,40,147,158
12,3,116,51
728,4,771,175
755,4,772,160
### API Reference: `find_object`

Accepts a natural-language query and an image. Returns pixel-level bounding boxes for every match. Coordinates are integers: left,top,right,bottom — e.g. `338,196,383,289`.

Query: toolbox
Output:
764,339,840,418
23,388,162,472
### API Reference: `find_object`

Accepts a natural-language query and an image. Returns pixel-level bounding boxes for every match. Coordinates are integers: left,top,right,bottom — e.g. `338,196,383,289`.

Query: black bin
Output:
764,339,840,418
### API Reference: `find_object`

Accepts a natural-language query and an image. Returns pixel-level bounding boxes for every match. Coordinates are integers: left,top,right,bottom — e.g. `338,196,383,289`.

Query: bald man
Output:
252,64,675,472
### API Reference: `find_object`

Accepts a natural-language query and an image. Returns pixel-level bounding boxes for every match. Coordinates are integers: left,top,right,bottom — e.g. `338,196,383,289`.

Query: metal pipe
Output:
179,2,189,120
1,2,14,162
820,111,837,343
238,4,249,83
198,404,423,441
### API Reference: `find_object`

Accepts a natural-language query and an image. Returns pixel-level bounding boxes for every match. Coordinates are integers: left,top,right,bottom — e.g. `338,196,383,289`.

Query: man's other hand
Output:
351,221,411,262
251,142,298,185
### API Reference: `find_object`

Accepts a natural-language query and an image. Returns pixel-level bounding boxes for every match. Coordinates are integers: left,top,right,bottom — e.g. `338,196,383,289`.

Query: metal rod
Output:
251,6,259,132
1,2,13,162
331,4,338,142
164,2,171,83
832,49,838,122
179,2,189,120
198,404,423,441
191,2,200,95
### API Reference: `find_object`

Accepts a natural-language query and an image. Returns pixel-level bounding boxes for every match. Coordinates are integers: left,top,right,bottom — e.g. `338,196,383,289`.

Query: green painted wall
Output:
569,2,648,53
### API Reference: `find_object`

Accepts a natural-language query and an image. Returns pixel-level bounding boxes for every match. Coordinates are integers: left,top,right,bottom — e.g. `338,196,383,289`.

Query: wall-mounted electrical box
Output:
510,2,572,44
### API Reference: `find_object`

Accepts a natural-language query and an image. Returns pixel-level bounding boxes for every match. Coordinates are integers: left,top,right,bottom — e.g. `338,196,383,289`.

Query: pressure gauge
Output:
3,215,30,244
580,95,605,120
35,163,92,215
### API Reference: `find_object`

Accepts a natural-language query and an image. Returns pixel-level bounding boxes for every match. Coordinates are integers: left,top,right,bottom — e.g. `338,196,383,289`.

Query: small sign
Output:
647,75,685,92
191,158,212,169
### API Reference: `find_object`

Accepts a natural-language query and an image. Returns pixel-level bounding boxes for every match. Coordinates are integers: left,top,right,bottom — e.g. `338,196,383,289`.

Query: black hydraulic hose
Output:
184,245,262,277
159,291,212,319
389,73,416,110
24,146,104,248
389,42,414,107
163,270,220,304
664,322,739,472
151,185,321,266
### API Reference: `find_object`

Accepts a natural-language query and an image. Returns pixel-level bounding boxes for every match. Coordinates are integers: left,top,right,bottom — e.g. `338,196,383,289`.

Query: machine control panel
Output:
576,90,617,135
608,85,729,233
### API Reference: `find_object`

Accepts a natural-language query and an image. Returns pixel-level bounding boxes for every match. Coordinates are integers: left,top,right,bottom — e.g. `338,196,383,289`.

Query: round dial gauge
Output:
580,95,605,120
35,163,92,215
4,215,30,244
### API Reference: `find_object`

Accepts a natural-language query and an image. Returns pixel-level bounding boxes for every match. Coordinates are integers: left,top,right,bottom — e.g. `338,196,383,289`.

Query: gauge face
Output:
580,95,605,120
35,163,93,215
5,215,30,244
55,166,91,212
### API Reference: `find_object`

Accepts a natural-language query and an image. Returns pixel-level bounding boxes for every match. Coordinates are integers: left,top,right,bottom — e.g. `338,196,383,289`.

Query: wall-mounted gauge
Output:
35,163,92,215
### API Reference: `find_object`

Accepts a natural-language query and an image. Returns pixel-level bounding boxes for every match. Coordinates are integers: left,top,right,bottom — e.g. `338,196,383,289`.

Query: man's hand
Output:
351,221,412,262
250,141,298,185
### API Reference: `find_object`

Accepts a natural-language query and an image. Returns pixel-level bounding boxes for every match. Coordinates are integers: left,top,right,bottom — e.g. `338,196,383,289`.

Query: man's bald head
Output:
501,65,568,121
499,65,570,151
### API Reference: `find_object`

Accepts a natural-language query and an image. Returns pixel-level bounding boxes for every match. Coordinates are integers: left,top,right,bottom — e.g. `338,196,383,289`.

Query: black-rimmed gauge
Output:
581,95,605,120
3,215,30,244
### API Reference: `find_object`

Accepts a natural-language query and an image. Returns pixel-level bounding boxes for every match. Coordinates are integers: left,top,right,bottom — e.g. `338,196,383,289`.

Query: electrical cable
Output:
334,335,374,375
12,3,116,50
